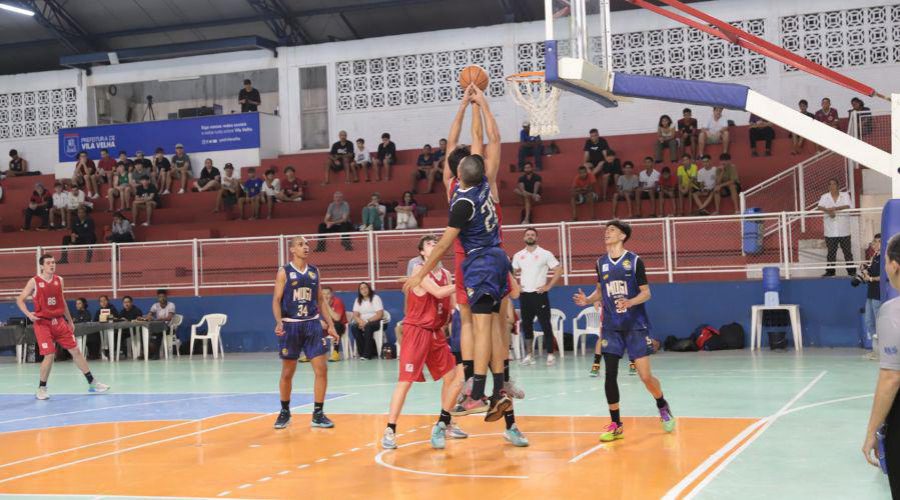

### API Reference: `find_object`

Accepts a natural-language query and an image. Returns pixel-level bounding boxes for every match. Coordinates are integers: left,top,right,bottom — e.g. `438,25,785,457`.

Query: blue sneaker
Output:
659,405,676,433
504,424,529,447
430,422,447,449
311,411,334,428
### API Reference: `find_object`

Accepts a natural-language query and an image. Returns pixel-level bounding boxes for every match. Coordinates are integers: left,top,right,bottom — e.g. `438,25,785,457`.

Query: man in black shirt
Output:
116,295,144,358
374,132,396,181
133,176,159,226
592,149,622,201
583,128,610,171
513,162,542,224
864,234,883,360
59,206,96,264
323,130,354,185
153,148,172,194
93,295,119,360
196,158,221,192
410,144,438,194
238,79,261,112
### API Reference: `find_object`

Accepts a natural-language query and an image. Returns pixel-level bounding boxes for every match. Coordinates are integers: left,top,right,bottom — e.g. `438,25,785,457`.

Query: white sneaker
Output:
141,222,149,226
36,386,49,400
161,189,170,195
447,422,468,439
89,381,110,394
546,353,556,366
520,354,534,366
178,188,185,194
381,427,397,449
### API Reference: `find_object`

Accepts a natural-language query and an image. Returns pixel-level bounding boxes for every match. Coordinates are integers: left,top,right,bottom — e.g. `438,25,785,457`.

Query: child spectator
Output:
238,168,264,220
693,155,719,215
677,108,699,158
676,154,698,216
716,153,741,214
658,166,678,216
638,156,660,218
261,168,281,219
353,138,373,181
361,192,386,231
107,162,132,212
49,182,68,229
655,115,678,164
394,191,418,229
612,161,638,218
374,132,396,181
570,165,597,221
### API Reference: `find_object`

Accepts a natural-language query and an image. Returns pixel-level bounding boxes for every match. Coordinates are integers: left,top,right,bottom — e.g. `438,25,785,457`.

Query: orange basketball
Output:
459,65,489,91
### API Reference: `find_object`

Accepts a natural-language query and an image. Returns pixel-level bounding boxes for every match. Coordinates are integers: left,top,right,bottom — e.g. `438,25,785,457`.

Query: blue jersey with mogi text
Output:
596,251,650,331
449,176,501,254
280,263,320,321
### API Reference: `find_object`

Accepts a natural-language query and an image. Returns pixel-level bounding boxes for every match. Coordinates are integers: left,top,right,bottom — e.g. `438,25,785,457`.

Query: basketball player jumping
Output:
272,236,339,430
16,254,110,400
573,220,675,441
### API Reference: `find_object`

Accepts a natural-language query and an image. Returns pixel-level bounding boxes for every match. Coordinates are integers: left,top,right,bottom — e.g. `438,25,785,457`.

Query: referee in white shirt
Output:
512,228,562,366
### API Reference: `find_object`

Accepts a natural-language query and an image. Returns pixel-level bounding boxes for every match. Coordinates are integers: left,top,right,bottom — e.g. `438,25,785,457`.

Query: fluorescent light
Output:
0,3,35,16
158,76,201,82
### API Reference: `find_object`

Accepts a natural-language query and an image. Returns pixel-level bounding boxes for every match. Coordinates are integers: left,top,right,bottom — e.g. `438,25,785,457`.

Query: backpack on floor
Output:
719,322,746,349
691,324,720,350
665,335,698,352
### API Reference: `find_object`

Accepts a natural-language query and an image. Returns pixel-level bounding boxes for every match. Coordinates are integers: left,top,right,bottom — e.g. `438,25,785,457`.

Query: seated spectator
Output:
352,138,372,182
748,114,775,156
591,149,621,201
133,150,152,178
316,191,354,251
514,161,542,224
116,151,135,173
374,132,396,181
72,297,99,359
73,151,99,199
698,106,729,157
261,168,281,219
570,165,597,221
6,149,28,177
433,138,448,170
97,149,117,185
692,155,719,215
275,166,304,203
59,206,96,264
65,183,88,229
196,159,221,192
583,128,610,172
518,122,544,171
94,295,119,322
22,182,50,230
107,212,134,243
130,159,153,188
142,289,175,359
323,130,354,185
49,182,68,229
237,168,263,220
361,192,386,231
676,154,698,215
350,282,383,360
658,166,678,216
215,163,241,212
638,156,659,218
116,295,143,355
171,144,193,194
791,99,815,155
108,162,133,212
153,148,172,194
132,176,159,226
321,286,347,361
612,161,638,218
677,108,699,158
411,144,438,194
655,115,678,163
716,153,741,214
395,191,418,229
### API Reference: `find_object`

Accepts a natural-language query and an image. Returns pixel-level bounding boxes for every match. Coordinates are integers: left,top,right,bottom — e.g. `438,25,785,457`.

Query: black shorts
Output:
720,183,741,196
414,168,430,180
329,160,345,171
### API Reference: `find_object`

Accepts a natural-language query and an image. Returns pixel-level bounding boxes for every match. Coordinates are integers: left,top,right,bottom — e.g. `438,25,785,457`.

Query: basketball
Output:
459,65,489,91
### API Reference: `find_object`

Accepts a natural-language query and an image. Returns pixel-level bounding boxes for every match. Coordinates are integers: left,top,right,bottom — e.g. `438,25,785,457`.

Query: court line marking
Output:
568,442,606,463
780,393,872,416
0,495,236,500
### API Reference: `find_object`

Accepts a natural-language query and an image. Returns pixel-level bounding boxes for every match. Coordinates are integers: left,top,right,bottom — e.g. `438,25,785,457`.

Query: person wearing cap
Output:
153,147,172,195
518,122,544,171
22,182,50,230
171,144,192,194
196,158,221,193
214,163,240,212
238,79,261,113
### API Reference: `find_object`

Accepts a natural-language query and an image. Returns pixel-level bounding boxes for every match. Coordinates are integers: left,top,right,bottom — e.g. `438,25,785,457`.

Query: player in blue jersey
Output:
272,235,340,430
573,220,675,442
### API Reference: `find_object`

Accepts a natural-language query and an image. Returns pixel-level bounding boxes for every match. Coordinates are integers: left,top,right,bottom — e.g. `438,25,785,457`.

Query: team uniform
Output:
279,263,327,361
596,251,654,361
32,274,76,355
449,308,462,364
399,268,457,383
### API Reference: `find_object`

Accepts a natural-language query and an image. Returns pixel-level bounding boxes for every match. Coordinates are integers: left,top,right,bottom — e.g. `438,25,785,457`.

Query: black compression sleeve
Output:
635,258,648,286
448,200,473,229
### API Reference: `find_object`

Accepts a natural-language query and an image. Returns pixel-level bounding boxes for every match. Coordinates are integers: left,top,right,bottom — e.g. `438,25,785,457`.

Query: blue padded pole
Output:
611,72,749,110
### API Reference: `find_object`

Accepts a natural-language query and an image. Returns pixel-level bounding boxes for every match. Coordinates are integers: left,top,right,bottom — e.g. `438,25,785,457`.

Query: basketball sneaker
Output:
35,386,49,400
599,422,624,442
484,394,512,422
89,381,110,394
447,422,468,439
504,424,529,447
629,362,637,375
589,363,601,377
546,353,556,366
274,409,291,429
329,350,341,362
520,354,535,366
381,427,397,449
311,411,334,428
659,405,676,433
503,378,525,399
451,396,489,416
430,422,447,449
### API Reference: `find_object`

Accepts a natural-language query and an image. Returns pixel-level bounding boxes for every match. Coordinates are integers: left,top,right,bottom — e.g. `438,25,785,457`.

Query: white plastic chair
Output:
532,308,566,358
572,307,602,356
189,314,228,359
341,312,358,359
510,312,524,360
161,314,183,359
373,310,392,358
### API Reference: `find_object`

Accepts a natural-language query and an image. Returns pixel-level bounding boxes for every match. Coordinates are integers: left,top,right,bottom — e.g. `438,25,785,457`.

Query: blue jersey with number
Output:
280,263,320,321
596,251,650,331
450,176,501,254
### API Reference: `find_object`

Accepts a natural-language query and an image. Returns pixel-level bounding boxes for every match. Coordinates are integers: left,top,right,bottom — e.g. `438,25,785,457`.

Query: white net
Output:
508,78,561,137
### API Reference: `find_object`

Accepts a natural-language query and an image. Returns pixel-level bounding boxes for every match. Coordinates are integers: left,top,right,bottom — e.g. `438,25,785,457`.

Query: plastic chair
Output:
189,314,228,359
572,307,602,356
341,312,358,359
373,310,392,358
161,314,183,359
532,308,567,358
510,313,524,360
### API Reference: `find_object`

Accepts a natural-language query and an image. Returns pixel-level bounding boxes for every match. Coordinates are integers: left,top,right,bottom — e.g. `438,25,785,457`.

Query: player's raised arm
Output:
413,265,456,299
272,267,287,335
470,86,501,184
16,278,37,322
444,96,470,195
404,228,460,293
470,86,484,158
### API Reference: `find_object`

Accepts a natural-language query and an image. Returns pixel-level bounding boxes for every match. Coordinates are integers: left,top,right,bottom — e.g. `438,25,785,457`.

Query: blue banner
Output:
58,113,261,162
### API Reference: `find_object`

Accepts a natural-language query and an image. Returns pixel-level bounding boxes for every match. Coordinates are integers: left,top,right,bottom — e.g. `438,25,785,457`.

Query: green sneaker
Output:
504,424,529,447
589,363,601,377
659,405,676,433
599,422,624,442
628,362,637,376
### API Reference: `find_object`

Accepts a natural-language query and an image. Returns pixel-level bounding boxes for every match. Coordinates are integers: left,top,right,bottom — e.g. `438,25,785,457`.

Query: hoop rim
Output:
505,70,546,83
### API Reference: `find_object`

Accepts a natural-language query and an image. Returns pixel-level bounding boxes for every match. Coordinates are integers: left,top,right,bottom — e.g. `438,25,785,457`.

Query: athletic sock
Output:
504,410,516,430
439,410,452,425
610,408,621,425
39,380,47,388
492,373,505,398
655,396,668,409
593,353,602,365
84,371,94,384
280,400,290,412
503,359,510,382
388,423,397,432
471,374,487,400
463,360,474,381
313,402,324,414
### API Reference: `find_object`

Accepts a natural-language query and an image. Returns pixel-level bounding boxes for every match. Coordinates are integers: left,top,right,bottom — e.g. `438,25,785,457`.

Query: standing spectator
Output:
237,168,263,220
171,144,192,194
817,178,854,277
97,149,117,185
410,144,438,194
73,151,99,199
655,115,678,164
59,206,96,264
514,162,542,224
432,138,448,170
698,106,730,157
592,149,622,202
238,79,261,112
716,153,741,214
322,286,348,362
275,166,304,203
513,228,562,366
196,159,221,192
374,132,396,181
215,163,241,212
107,212,134,243
260,168,281,219
143,289,175,358
6,149,28,177
677,108,699,158
107,162,132,212
350,282,384,360
748,114,775,157
353,138,373,182
316,191,354,251
692,155,719,215
863,234,882,360
49,182,68,229
638,156,660,218
395,191,418,229
324,130,354,184
518,122,544,171
676,154,698,216
132,176,159,227
791,99,815,155
65,183,88,229
153,148,172,194
583,128,610,172
22,182,50,230
361,192,386,231
658,166,678,216
571,165,597,221
815,97,839,130
612,161,639,219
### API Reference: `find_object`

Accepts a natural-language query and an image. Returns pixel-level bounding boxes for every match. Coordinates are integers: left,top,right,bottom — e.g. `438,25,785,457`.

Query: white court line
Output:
780,393,872,416
568,442,605,463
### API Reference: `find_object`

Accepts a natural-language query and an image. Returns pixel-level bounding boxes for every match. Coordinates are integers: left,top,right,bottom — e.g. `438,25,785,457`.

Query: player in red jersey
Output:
16,254,110,400
382,235,463,450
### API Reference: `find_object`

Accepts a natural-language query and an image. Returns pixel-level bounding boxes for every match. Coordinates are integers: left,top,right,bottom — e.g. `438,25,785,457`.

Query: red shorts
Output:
454,253,468,305
398,324,456,383
34,317,76,355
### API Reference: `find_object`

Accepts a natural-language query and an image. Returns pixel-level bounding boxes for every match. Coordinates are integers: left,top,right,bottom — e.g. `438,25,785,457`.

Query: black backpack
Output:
719,323,746,350
665,335,698,352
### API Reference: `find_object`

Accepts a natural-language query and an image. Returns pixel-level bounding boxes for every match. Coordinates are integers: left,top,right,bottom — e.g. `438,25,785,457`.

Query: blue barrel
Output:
762,266,781,293
743,208,763,255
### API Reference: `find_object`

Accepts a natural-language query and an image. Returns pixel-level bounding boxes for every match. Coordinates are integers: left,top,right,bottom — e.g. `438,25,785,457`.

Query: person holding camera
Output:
856,234,883,359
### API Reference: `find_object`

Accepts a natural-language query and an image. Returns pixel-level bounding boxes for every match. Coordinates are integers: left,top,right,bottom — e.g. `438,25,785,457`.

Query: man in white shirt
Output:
512,228,562,366
215,163,240,213
698,106,730,158
817,178,855,277
142,289,176,359
50,182,69,229
353,138,372,182
637,156,660,218
261,168,282,219
692,155,720,215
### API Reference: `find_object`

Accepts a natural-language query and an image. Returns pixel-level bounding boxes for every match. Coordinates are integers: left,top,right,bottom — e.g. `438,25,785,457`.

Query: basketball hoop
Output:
506,71,561,137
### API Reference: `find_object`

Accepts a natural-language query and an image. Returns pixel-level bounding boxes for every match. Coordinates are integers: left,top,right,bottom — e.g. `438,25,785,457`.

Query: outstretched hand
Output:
468,84,486,105
573,288,588,306
403,271,424,294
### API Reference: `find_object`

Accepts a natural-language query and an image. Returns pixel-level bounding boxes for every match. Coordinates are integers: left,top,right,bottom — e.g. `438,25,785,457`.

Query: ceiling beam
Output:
17,0,100,53
339,13,360,39
244,0,311,45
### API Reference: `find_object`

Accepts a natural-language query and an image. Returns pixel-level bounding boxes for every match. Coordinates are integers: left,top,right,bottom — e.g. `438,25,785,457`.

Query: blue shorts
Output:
462,247,511,306
278,320,328,361
601,329,654,361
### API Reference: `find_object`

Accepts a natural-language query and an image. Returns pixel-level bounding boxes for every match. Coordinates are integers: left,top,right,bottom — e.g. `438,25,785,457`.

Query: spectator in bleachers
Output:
261,168,281,219
196,159,221,193
818,178,854,277
791,99,815,155
612,161,638,219
237,168,263,220
321,286,347,362
324,130,354,185
107,211,134,243
361,192,386,231
59,206,96,264
658,166,678,216
815,97,839,130
142,289,175,359
116,151,134,172
6,149,28,177
655,115,678,164
49,182,68,229
73,151,99,199
698,106,730,158
676,154,698,216
238,79,261,112
133,150,152,175
22,182,50,230
153,148,172,194
433,138,448,170
97,149,117,185
316,191,354,251
849,97,870,115
394,191,418,229
716,153,741,214
374,132,396,181
748,114,775,157
107,162,132,212
583,128,610,173
692,155,719,215
65,183,88,229
518,122,544,171
592,149,621,202
171,144,193,194
214,163,241,212
571,165,597,221
849,97,873,136
351,282,383,360
132,176,159,226
353,138,372,182
411,144,438,194
275,166,304,203
514,161,542,224
677,108,699,159
130,159,152,188
638,156,659,218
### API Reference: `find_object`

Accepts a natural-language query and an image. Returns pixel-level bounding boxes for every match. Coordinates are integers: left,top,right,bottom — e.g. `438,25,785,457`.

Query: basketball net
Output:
506,71,561,137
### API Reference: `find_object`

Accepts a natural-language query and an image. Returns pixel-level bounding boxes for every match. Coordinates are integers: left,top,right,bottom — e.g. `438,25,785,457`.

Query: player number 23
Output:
480,202,498,232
